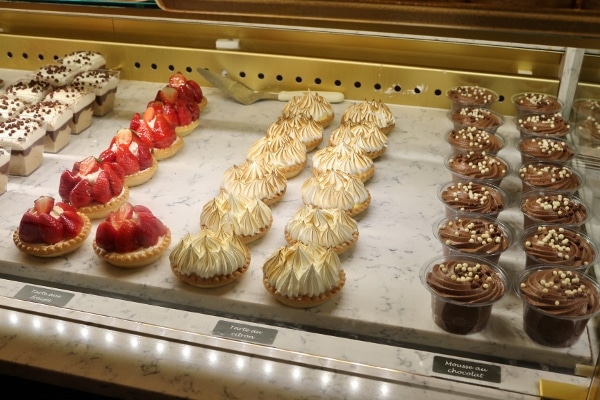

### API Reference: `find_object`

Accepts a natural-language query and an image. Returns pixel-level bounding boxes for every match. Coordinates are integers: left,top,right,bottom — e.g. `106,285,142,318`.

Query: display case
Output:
0,1,599,398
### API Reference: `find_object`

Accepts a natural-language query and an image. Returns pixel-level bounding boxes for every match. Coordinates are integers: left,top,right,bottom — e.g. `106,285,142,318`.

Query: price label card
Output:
213,320,278,345
14,285,75,307
433,356,501,383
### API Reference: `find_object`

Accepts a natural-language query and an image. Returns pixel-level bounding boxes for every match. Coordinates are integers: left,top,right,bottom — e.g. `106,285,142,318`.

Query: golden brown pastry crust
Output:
12,213,92,257
263,269,346,308
175,118,200,137
153,136,183,161
346,191,371,217
315,113,334,129
124,156,158,187
278,159,307,179
261,187,286,206
284,230,359,255
198,96,208,112
77,186,130,220
93,229,171,268
380,123,395,135
304,137,323,152
170,251,251,288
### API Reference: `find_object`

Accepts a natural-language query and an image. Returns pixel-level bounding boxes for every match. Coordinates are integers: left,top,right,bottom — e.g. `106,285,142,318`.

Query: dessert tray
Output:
0,68,598,373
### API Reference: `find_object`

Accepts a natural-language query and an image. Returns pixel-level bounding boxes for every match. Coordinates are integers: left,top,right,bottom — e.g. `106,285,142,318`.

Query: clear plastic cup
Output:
514,136,577,165
446,86,499,111
519,225,598,270
447,107,504,133
511,92,563,119
445,127,505,155
421,254,508,334
516,266,600,347
574,116,600,148
433,214,514,264
445,151,510,187
515,112,572,139
519,190,591,230
517,161,584,194
571,98,600,123
438,180,511,219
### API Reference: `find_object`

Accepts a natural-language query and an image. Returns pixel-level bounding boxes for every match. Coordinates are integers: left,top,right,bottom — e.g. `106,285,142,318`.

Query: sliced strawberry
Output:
185,80,204,103
102,162,125,195
34,196,55,215
168,72,187,88
135,140,154,170
113,128,133,146
142,105,156,123
161,101,179,127
69,179,93,208
175,98,193,126
185,98,200,121
176,82,196,102
129,112,142,133
115,202,134,225
91,170,113,203
115,219,139,253
115,144,140,176
156,86,179,104
153,115,176,149
135,215,160,247
95,221,117,252
18,212,43,243
98,147,116,163
147,100,165,113
56,201,77,214
59,170,80,202
79,156,101,176
38,213,64,244
59,210,84,239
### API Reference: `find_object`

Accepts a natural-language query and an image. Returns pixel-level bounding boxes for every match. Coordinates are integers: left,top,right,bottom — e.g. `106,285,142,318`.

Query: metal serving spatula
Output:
197,67,345,105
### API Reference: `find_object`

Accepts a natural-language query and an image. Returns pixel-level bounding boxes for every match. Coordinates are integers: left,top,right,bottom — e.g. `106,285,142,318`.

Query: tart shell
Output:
170,251,251,288
77,186,130,220
13,212,92,257
93,229,171,268
153,136,183,161
125,156,158,187
263,269,346,308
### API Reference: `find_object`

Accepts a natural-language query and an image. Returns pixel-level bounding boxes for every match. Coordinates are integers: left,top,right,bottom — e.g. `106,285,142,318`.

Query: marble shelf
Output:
0,67,598,389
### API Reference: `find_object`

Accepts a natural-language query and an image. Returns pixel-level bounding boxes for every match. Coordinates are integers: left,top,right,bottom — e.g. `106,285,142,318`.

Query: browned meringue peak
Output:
341,99,395,134
301,169,371,217
169,227,249,279
281,89,335,128
246,131,307,178
285,204,359,254
200,190,273,243
221,159,287,206
262,242,344,299
267,114,324,152
311,141,375,182
328,121,388,159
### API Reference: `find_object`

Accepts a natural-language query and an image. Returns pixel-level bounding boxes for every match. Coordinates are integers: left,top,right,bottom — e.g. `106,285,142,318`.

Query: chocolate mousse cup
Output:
519,190,590,230
421,254,507,334
438,180,510,219
445,128,505,155
515,136,577,165
516,112,571,139
447,107,504,133
446,86,499,111
571,98,600,123
445,152,510,187
434,214,513,264
516,266,600,347
519,225,598,271
511,92,563,119
517,161,584,194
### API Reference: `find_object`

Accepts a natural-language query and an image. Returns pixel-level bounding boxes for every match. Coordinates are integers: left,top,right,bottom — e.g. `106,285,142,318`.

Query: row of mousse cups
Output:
421,254,600,347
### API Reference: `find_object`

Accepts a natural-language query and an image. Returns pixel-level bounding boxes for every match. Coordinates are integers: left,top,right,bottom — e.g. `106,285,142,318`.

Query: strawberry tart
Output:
99,128,158,187
130,103,183,160
58,155,129,219
13,195,91,257
93,202,171,268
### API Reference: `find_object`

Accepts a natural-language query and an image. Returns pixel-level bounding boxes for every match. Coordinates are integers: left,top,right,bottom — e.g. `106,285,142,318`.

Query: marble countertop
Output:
0,68,598,398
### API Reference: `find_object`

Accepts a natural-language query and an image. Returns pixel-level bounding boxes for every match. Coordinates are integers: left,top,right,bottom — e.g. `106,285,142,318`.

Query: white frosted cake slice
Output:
59,50,106,71
5,77,52,103
0,94,28,121
34,63,82,87
0,117,45,176
72,69,120,116
44,85,95,134
0,146,10,194
20,100,74,153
